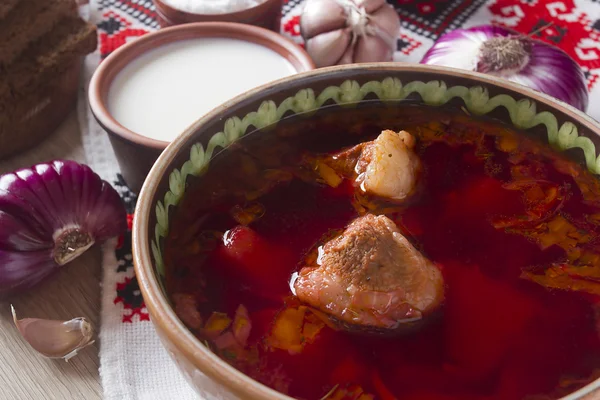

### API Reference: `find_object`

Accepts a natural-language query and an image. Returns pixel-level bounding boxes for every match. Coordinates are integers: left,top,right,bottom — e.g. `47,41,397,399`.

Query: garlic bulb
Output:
300,0,400,67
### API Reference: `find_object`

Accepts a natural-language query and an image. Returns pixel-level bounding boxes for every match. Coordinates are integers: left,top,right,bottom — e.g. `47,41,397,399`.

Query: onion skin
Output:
421,25,589,112
300,0,400,68
0,160,126,297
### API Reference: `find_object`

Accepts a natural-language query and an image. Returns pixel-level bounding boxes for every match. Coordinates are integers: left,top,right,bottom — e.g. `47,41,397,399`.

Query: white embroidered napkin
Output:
77,2,198,398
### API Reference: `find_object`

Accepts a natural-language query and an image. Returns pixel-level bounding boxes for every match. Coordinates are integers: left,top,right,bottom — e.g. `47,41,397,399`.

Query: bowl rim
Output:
133,62,600,400
88,21,314,152
153,0,280,20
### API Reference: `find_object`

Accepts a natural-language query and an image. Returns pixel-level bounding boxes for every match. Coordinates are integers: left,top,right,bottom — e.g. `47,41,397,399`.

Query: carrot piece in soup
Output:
316,161,343,188
268,307,306,354
521,264,600,296
232,305,252,347
202,312,232,339
326,385,375,400
302,310,325,340
229,202,266,226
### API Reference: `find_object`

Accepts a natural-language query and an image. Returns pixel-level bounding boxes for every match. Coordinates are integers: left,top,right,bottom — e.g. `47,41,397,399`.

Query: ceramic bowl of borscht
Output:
133,63,600,400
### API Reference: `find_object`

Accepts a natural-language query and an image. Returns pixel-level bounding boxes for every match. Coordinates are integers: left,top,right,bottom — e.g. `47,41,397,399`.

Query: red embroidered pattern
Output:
114,277,150,323
283,15,301,36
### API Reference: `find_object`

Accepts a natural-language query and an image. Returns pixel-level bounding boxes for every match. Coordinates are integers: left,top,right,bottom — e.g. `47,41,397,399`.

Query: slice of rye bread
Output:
0,0,20,20
0,16,97,105
0,0,78,66
0,60,82,158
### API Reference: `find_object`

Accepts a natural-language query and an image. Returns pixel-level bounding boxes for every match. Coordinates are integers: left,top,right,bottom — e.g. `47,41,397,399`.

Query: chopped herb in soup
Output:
165,105,600,400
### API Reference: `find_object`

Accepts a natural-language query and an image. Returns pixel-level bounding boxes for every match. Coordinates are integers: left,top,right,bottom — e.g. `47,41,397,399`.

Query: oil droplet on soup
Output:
165,105,600,400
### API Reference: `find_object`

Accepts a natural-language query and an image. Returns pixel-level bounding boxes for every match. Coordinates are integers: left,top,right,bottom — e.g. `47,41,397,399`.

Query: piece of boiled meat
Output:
294,214,444,332
311,129,421,203
356,130,421,201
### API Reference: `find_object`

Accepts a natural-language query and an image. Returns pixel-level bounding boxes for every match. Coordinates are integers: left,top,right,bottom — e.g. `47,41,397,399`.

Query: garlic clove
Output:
300,0,346,38
306,28,352,68
338,40,355,65
356,0,386,13
370,5,402,47
354,35,392,63
11,305,95,361
300,0,401,67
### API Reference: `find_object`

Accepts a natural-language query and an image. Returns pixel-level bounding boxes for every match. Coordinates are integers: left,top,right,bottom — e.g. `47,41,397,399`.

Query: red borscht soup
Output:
165,105,600,400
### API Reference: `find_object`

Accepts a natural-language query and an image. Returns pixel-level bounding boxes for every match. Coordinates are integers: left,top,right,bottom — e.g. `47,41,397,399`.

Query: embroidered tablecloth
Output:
78,0,600,398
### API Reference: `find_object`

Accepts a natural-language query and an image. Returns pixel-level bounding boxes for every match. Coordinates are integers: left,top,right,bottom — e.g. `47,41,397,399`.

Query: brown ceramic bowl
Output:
88,22,314,194
133,63,600,400
153,0,282,32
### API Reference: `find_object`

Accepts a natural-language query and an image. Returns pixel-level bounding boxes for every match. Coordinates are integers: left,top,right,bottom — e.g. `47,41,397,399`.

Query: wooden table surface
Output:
0,111,103,400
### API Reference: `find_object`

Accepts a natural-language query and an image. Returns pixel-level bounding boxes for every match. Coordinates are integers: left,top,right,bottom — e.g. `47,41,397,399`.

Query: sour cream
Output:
108,38,297,142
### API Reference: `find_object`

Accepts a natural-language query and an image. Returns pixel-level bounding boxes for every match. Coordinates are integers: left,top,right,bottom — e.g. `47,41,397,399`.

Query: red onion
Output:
0,160,126,297
421,25,589,112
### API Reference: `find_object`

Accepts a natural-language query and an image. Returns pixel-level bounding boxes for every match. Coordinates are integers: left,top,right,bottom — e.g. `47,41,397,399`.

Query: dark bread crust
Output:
0,16,97,107
0,4,98,158
0,0,78,66
0,60,83,158
0,0,20,20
